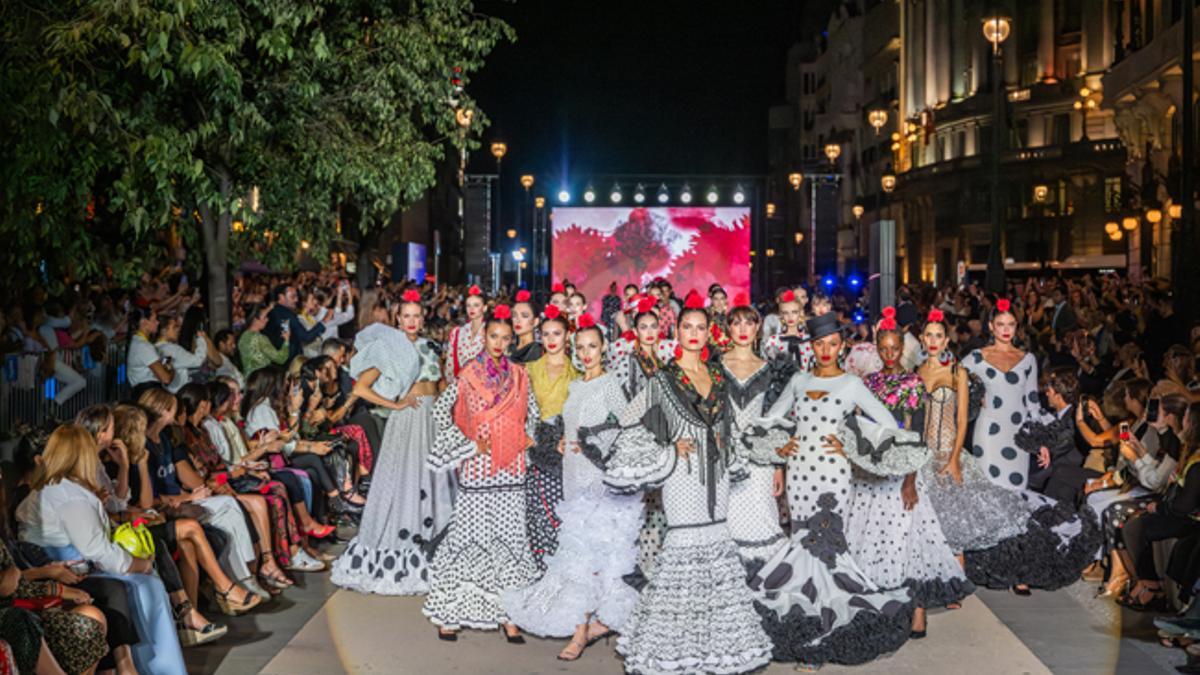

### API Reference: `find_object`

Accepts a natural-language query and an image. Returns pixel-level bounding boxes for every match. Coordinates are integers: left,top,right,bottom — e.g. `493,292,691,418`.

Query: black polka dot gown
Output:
963,350,1039,490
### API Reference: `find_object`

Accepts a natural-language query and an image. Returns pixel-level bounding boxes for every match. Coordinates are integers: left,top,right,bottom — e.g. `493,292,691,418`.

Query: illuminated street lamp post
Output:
983,13,1011,294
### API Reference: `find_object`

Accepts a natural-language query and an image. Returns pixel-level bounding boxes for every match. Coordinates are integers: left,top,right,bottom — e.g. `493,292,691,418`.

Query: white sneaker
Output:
287,549,326,572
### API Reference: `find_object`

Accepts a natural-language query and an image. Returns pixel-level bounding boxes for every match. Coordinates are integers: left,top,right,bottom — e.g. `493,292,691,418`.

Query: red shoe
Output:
304,524,335,539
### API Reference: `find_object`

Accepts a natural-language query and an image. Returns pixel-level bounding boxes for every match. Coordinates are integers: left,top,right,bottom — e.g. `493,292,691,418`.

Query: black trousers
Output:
1167,531,1200,598
288,453,332,522
1124,510,1199,580
78,575,139,670
347,409,382,475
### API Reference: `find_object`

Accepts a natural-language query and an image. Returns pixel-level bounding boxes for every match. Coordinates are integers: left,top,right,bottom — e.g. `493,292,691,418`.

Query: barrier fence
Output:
1,343,129,433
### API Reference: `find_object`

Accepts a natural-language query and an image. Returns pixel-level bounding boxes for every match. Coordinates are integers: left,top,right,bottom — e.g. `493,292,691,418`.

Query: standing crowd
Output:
0,268,1197,673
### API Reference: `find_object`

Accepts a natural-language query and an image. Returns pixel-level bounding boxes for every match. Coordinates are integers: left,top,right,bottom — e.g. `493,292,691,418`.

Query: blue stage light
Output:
852,310,866,324
848,275,862,288
822,276,835,289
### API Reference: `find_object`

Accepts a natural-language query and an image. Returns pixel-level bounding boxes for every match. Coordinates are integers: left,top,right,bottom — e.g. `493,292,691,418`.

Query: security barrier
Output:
1,343,129,432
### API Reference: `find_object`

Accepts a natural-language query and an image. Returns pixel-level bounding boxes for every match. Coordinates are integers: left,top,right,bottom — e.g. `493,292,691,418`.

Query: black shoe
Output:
910,629,927,639
1011,585,1032,596
437,629,457,642
330,495,364,517
358,476,372,496
501,629,525,644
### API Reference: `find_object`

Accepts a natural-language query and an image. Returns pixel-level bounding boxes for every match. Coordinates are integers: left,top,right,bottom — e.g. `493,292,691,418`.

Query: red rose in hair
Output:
928,308,945,323
401,290,421,303
637,297,657,314
515,290,531,303
543,305,561,320
780,290,796,304
577,314,596,329
551,282,565,294
732,292,750,308
493,304,512,320
683,290,705,310
468,285,482,297
996,298,1011,313
878,306,897,331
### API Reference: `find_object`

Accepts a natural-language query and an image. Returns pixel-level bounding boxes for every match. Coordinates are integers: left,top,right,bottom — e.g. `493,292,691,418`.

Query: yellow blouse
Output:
526,356,579,420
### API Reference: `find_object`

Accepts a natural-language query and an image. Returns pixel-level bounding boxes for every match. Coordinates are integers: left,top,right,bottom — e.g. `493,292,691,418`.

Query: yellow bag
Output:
111,519,155,559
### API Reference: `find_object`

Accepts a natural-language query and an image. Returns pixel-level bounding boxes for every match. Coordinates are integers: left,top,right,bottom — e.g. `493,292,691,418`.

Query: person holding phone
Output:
238,302,290,378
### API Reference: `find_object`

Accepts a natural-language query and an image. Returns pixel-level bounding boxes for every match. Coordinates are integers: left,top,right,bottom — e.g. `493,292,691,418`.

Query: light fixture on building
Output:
657,183,670,204
766,202,776,218
891,131,901,142
733,185,746,204
982,15,1011,54
557,189,571,204
1033,184,1050,203
766,248,776,258
535,196,546,209
891,141,901,151
610,183,623,204
250,186,261,212
868,109,889,136
788,172,804,191
511,249,524,262
490,141,507,160
506,228,517,239
1079,86,1091,98
1122,215,1139,231
1073,100,1083,110
1105,221,1119,235
520,247,527,254
301,240,310,250
852,204,864,219
634,183,646,204
1169,203,1183,219
583,185,596,204
824,143,842,164
1110,228,1124,241
794,231,804,244
1146,208,1163,224
705,186,719,204
520,175,534,190
455,107,474,128
520,261,527,270
679,184,693,204
881,173,897,193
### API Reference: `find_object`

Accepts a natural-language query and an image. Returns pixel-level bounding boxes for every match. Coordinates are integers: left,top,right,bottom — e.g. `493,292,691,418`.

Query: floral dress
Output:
602,361,773,674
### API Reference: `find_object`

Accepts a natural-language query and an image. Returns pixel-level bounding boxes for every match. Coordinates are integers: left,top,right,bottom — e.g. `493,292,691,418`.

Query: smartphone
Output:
66,560,89,576
1119,422,1131,441
1147,398,1160,423
280,320,290,334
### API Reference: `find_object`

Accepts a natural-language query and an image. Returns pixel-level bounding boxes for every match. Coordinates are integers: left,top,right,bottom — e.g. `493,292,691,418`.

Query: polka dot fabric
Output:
963,350,1039,490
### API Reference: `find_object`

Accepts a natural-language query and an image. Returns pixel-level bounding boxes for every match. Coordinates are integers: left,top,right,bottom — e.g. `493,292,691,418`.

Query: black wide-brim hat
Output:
803,312,853,342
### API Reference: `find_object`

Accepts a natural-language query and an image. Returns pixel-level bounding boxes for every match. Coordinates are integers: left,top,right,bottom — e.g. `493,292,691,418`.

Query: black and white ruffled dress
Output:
501,373,643,636
604,363,773,675
748,372,919,667
724,359,795,565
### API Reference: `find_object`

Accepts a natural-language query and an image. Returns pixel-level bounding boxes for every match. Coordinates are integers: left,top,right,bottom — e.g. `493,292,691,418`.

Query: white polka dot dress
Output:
963,350,1039,490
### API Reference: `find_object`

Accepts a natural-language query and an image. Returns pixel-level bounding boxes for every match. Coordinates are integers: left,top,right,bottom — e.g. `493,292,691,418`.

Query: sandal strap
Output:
172,600,194,621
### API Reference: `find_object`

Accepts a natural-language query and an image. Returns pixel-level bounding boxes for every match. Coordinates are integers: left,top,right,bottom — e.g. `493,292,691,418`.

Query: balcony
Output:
1104,6,1200,102
897,139,1125,189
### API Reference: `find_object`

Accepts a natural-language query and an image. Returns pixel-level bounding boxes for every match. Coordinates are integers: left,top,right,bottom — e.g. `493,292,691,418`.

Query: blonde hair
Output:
137,387,177,425
32,424,102,494
75,405,114,441
113,404,148,464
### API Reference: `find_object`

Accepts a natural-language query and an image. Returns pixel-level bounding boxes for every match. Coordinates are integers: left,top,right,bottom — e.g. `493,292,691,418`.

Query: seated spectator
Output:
211,328,245,389
125,307,174,400
155,313,211,394
238,303,289,379
1019,367,1100,504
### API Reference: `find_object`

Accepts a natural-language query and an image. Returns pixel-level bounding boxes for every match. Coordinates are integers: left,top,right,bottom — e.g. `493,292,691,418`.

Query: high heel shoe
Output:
500,627,525,644
557,638,587,661
215,582,262,616
1011,584,1032,596
1097,574,1130,598
585,629,614,647
436,629,457,642
304,524,336,539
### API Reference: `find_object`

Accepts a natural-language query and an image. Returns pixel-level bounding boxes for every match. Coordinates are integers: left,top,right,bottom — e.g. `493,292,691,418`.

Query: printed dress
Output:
501,373,643,636
333,333,455,594
850,373,974,609
761,332,814,372
748,372,921,667
602,362,773,674
423,356,542,630
524,356,579,570
963,350,1039,490
724,359,795,565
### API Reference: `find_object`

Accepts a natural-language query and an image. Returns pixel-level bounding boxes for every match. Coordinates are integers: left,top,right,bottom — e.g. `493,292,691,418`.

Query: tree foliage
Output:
0,0,510,315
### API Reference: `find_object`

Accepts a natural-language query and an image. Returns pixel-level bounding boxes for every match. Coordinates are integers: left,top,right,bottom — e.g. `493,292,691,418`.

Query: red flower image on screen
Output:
551,207,751,316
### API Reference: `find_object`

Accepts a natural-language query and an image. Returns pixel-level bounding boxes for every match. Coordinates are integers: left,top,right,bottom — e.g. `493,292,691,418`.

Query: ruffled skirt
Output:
501,489,643,637
618,523,773,675
727,463,787,564
918,452,1032,553
333,400,455,595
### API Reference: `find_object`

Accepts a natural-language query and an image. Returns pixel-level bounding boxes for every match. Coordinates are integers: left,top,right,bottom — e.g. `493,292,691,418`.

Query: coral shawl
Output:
454,355,531,476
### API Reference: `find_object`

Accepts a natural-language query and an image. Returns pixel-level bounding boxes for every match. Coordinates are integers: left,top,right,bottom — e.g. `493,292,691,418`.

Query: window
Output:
1104,176,1122,213
1053,113,1071,144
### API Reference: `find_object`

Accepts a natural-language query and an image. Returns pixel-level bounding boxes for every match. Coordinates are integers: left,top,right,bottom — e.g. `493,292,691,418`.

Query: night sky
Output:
469,0,837,200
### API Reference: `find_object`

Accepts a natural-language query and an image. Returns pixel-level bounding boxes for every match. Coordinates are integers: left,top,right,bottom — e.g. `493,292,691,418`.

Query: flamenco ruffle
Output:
331,539,433,595
755,599,912,667
903,576,975,609
603,426,678,492
617,538,773,675
838,415,932,477
965,498,1102,590
501,492,643,637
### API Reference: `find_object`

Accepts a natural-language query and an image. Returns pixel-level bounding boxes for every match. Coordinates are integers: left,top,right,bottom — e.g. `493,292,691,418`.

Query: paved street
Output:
185,562,1189,674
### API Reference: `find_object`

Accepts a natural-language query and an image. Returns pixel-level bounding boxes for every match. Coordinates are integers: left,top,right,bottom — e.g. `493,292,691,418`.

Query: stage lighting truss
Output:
679,183,693,204
657,184,670,204
583,185,596,204
705,186,719,204
610,183,623,204
634,183,646,204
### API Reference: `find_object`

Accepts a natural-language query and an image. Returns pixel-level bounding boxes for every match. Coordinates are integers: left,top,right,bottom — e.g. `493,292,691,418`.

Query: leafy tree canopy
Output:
0,0,510,306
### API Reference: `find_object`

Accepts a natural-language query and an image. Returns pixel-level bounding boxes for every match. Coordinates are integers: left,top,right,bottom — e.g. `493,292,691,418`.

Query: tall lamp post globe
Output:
983,12,1011,294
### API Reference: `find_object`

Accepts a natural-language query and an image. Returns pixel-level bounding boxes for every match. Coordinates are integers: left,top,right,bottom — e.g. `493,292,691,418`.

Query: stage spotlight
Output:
583,185,596,204
822,275,835,289
657,184,670,204
557,189,571,204
680,184,693,204
705,186,719,204
634,183,646,204
732,185,746,204
610,183,622,204
852,310,866,324
848,274,862,288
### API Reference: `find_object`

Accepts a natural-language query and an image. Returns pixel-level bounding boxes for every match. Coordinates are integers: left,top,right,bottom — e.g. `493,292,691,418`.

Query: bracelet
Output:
54,582,62,598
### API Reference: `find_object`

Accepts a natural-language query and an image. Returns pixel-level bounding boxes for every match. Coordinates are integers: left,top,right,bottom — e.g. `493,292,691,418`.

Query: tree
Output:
0,0,510,327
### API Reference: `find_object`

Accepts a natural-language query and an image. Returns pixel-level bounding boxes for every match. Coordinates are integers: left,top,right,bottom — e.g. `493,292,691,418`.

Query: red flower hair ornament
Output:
878,306,898,331
514,290,531,303
543,305,561,320
401,289,421,303
637,297,657,314
492,304,512,320
927,308,945,323
551,282,565,294
577,314,596,329
732,292,750,308
779,290,796,304
683,290,706,310
995,298,1011,313
468,285,482,297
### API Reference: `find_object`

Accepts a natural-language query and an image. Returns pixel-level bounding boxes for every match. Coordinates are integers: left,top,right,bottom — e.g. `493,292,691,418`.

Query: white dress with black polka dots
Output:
963,350,1040,490
724,363,789,564
747,373,916,667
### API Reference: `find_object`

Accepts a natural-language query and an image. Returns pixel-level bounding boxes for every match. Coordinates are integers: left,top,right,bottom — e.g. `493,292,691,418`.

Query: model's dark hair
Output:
176,382,211,421
541,315,570,333
1044,366,1079,406
727,305,760,325
677,306,709,327
242,365,287,419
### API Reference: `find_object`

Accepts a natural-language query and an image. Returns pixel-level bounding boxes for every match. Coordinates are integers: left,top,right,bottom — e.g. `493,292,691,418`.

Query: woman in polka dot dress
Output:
963,299,1042,491
333,291,455,595
423,307,542,642
748,313,924,669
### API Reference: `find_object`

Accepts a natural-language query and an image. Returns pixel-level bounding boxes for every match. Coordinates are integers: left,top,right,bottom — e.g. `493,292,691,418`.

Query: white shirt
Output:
203,417,235,464
213,353,245,389
245,400,282,438
127,334,163,387
156,338,208,393
16,480,133,574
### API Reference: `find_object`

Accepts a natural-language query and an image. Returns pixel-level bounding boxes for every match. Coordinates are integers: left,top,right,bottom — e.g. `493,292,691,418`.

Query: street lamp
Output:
455,108,474,128
824,143,842,165
983,11,1011,294
535,196,545,209
1033,184,1050,204
506,229,517,239
490,142,507,161
1122,215,1140,231
1105,221,1120,235
788,172,804,191
766,202,776,218
1110,228,1124,241
868,109,888,136
794,231,804,244
881,173,897,193
1170,203,1183,219
1146,208,1163,225
852,204,864,219
520,174,534,191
